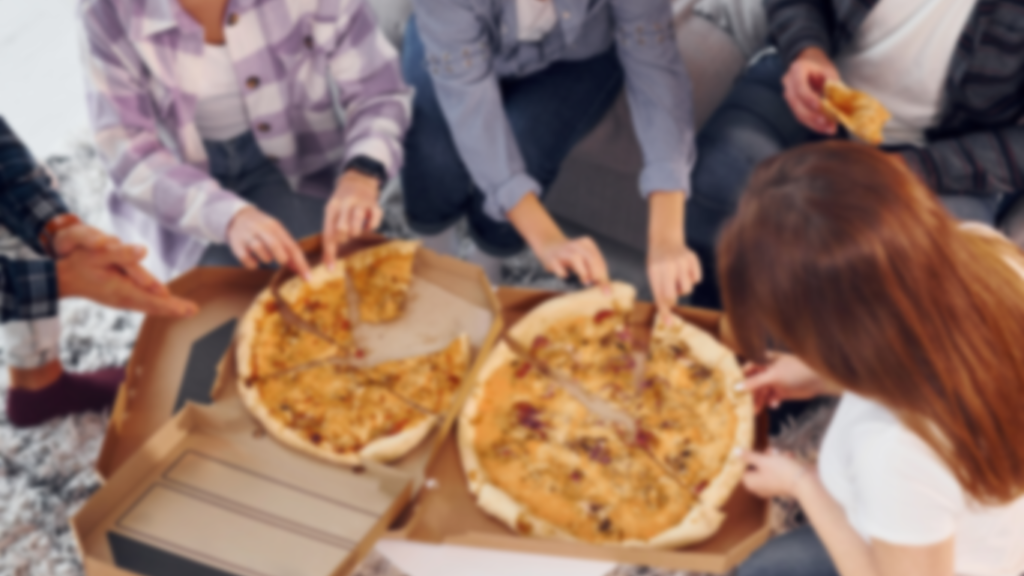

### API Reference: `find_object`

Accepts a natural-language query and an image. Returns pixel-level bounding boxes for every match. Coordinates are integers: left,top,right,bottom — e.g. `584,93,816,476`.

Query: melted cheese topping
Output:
349,250,415,324
256,336,468,456
249,302,338,379
473,310,738,543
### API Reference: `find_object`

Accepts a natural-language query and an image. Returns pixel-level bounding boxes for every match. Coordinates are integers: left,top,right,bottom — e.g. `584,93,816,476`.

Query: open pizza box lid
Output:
383,287,772,575
74,236,503,576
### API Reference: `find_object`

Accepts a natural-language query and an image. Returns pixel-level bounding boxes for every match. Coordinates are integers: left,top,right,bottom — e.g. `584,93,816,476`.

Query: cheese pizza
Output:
458,283,753,547
821,80,891,145
235,241,471,465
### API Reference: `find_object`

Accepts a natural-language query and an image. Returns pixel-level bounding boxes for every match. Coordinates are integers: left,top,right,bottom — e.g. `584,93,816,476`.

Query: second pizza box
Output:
386,287,772,575
73,236,503,576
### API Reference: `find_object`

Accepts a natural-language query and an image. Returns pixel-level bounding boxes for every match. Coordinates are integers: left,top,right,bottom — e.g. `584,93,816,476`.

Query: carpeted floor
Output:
0,142,828,576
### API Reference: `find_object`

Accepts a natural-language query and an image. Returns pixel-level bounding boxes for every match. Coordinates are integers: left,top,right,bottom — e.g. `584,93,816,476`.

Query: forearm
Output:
797,473,880,576
648,191,685,249
507,193,564,252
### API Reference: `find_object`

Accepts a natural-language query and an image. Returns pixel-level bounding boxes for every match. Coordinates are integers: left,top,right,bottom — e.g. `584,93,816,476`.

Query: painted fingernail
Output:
734,381,746,391
731,446,744,459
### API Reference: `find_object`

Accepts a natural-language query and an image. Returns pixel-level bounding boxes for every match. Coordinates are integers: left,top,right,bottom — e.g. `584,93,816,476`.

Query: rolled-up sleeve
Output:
413,0,540,222
80,3,248,244
611,0,697,198
330,0,413,180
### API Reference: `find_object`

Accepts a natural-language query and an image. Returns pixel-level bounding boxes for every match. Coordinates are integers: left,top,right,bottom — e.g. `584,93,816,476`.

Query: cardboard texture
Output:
79,236,503,576
389,287,771,575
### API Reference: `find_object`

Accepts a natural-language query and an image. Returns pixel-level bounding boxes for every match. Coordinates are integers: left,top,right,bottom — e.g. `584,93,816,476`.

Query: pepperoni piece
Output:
594,309,616,324
514,361,532,379
531,335,550,350
695,480,709,494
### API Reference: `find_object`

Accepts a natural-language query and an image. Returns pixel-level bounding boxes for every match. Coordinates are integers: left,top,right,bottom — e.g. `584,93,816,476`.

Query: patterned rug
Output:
0,143,825,576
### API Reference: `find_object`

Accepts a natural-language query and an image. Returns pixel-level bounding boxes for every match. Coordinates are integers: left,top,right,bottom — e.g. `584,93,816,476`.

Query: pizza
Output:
235,240,471,465
821,80,891,145
458,282,753,547
346,240,419,324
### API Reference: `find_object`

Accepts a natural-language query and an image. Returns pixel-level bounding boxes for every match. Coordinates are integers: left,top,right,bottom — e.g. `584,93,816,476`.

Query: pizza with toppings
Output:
235,240,472,465
458,282,753,547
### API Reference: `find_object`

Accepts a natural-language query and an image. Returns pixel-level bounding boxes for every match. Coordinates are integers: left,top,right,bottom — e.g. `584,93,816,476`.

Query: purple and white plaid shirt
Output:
80,0,411,277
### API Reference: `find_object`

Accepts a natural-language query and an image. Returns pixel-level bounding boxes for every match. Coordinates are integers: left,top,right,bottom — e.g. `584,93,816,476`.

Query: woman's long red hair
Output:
719,141,1024,504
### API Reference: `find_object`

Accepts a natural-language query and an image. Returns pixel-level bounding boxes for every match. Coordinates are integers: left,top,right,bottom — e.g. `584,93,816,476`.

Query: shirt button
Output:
227,13,239,25
257,122,271,133
304,35,314,49
246,76,260,90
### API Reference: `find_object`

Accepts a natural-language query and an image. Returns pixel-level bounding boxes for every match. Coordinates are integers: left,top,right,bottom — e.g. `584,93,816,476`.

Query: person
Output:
721,141,1024,576
80,0,411,281
687,0,1024,308
402,0,701,310
0,117,196,427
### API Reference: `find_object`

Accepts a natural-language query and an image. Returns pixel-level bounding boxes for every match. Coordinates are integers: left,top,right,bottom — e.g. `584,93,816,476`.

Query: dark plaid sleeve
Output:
0,116,69,254
0,257,59,322
899,126,1024,198
765,0,837,64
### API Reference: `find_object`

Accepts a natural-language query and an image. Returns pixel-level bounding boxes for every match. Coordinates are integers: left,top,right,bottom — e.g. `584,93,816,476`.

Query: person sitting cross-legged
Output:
0,117,197,427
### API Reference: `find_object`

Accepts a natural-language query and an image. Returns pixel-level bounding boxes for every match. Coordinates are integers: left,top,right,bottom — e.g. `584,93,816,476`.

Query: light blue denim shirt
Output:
414,0,697,222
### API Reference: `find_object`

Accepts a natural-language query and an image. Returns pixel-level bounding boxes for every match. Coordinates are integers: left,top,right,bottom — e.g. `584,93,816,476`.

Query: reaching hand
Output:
782,47,841,135
227,206,310,279
738,352,833,412
742,449,814,500
52,221,168,297
57,244,198,317
648,238,702,314
322,170,382,269
537,235,609,286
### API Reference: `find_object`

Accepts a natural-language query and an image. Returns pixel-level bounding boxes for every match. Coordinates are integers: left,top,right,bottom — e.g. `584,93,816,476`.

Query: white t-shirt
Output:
837,0,978,146
819,392,1024,576
177,44,250,142
516,0,558,42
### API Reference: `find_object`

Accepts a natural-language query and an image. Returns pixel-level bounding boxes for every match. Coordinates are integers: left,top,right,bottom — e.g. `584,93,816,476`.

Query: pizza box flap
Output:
387,287,770,574
97,234,503,481
72,401,413,576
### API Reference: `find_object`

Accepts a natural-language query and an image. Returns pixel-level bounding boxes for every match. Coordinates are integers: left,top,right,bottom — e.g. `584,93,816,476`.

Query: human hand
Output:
52,222,170,297
648,238,702,314
738,353,833,412
537,236,609,286
742,448,814,500
227,206,310,279
782,46,841,135
322,170,382,269
57,244,198,317
52,222,118,257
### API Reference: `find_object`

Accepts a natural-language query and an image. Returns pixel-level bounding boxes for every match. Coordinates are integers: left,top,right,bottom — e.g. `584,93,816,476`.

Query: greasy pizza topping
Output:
471,311,740,544
348,243,418,324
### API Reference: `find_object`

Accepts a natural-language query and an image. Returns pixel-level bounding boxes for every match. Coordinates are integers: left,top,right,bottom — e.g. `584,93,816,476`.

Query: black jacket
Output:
766,0,1024,198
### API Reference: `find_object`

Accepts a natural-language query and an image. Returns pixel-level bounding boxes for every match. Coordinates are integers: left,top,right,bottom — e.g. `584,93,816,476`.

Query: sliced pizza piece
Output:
821,80,891,145
346,240,420,324
236,289,339,383
277,264,354,348
633,311,754,547
239,334,471,466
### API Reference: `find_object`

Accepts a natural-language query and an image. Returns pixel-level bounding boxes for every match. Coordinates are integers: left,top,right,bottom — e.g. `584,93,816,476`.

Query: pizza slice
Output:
239,334,471,466
277,264,354,348
236,289,340,383
346,240,420,324
821,80,891,145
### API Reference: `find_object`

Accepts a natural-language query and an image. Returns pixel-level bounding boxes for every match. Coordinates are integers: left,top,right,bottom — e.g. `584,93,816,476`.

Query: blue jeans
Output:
400,19,624,257
737,525,839,576
197,132,329,267
687,54,1007,309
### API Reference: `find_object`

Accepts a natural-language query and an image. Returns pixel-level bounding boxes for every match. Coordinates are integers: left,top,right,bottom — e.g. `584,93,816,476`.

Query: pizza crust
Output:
459,292,753,548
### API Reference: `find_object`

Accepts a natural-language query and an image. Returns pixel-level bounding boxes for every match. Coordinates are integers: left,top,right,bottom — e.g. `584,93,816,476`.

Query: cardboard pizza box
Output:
385,287,771,575
77,235,503,576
